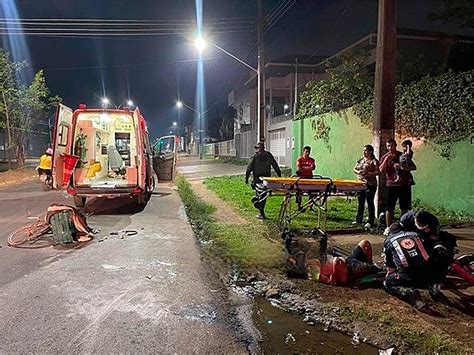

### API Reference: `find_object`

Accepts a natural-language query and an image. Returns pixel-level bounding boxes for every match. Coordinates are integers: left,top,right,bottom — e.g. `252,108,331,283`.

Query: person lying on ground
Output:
287,239,382,286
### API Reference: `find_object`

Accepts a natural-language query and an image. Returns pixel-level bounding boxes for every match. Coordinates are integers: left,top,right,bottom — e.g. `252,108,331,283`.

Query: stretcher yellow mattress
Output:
262,177,366,192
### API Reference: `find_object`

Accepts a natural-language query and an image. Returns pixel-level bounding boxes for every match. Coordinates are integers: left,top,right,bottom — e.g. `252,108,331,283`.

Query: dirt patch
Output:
0,167,36,186
190,180,246,225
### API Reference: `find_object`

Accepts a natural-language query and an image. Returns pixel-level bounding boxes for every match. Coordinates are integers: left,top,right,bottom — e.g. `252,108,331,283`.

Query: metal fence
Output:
204,139,236,157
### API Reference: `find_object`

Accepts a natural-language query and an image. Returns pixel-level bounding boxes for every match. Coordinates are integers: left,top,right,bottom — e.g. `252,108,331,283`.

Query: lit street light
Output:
194,37,206,53
283,104,289,110
127,100,134,107
193,36,264,142
101,97,110,109
176,101,183,108
173,121,177,126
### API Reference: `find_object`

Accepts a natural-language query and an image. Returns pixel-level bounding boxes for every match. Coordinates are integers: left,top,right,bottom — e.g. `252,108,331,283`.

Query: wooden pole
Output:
373,0,397,216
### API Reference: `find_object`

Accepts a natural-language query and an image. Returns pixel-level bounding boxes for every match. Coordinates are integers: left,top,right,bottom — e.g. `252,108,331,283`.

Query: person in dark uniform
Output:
388,210,457,300
383,230,431,309
245,142,281,219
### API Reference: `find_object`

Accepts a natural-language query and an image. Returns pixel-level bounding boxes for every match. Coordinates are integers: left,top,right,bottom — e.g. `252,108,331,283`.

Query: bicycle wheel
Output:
8,221,51,248
8,226,32,246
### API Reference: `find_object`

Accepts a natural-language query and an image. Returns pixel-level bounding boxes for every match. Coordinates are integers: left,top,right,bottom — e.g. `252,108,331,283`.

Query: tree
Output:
11,70,50,166
429,0,474,29
219,105,236,140
0,50,26,168
296,49,373,119
0,49,58,168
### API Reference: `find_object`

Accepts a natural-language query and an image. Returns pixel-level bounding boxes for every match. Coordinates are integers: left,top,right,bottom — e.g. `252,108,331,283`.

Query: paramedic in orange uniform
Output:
295,146,316,210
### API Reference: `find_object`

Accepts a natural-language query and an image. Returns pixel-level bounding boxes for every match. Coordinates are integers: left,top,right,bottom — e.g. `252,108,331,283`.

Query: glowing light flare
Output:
1,0,33,84
127,100,134,107
194,37,206,53
176,101,183,108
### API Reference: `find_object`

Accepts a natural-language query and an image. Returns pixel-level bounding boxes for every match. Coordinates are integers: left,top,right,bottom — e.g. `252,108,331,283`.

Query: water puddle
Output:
254,297,379,354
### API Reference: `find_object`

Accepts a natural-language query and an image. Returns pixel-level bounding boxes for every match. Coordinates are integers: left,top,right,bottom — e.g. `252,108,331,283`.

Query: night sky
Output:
2,0,471,138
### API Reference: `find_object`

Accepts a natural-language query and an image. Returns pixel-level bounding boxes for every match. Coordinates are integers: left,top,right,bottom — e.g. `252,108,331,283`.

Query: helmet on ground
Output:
46,148,53,155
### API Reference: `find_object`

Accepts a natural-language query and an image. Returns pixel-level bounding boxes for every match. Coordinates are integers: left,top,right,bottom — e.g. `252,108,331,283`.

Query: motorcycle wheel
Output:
40,175,52,191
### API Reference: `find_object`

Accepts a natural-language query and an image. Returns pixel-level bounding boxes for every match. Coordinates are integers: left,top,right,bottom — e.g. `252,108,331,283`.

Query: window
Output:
57,124,70,147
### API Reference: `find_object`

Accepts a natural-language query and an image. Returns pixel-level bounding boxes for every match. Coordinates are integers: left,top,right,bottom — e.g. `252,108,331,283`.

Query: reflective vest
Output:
384,231,429,271
39,154,52,170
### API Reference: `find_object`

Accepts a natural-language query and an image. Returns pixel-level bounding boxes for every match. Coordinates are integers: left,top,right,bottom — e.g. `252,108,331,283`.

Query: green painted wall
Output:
293,109,474,214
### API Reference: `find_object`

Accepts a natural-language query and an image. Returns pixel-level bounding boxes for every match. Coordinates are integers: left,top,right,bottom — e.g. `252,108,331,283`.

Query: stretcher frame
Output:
260,175,366,233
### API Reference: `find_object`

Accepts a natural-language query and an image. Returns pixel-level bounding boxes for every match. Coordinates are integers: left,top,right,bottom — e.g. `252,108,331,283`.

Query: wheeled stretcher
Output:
256,175,366,232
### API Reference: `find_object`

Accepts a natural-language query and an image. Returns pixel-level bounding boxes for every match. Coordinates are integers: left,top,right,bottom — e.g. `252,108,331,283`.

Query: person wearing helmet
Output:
38,148,53,176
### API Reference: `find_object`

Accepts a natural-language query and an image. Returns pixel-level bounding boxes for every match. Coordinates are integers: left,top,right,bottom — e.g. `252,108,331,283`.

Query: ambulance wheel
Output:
138,192,146,205
74,196,86,208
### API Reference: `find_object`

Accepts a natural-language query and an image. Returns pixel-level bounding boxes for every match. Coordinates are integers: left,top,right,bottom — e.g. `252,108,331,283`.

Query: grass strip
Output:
176,175,283,269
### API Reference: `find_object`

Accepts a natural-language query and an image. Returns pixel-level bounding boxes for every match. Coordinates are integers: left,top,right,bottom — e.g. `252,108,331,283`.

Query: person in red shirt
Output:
296,146,316,178
295,146,316,210
379,139,417,234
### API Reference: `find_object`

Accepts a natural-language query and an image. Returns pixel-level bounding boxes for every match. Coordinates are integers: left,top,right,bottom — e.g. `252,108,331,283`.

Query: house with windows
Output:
226,28,474,169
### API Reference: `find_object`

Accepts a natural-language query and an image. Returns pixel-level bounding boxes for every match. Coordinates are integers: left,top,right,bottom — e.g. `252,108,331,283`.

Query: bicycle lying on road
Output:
7,217,51,248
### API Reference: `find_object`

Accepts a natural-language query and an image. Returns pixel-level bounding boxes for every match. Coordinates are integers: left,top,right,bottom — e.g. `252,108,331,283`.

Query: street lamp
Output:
176,101,183,108
194,37,206,53
193,37,265,142
173,121,177,126
127,100,134,107
101,97,110,108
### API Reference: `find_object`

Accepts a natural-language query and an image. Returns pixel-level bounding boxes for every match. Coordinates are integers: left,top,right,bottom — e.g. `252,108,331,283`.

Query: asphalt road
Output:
0,177,247,353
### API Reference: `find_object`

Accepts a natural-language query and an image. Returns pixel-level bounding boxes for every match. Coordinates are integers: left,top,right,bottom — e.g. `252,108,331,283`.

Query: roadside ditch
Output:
176,175,473,353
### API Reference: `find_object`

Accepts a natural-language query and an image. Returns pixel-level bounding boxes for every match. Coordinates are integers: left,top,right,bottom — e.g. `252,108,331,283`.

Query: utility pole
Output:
257,0,265,143
373,0,397,214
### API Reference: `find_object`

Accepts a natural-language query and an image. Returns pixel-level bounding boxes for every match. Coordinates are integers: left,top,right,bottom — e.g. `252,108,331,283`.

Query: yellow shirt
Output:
39,154,52,170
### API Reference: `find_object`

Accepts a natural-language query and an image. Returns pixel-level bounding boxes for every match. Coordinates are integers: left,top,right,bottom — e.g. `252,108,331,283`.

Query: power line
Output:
0,25,254,32
0,17,254,23
42,56,226,71
0,29,253,37
266,0,296,32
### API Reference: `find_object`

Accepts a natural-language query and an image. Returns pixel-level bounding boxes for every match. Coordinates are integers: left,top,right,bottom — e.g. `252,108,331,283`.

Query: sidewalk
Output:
177,155,245,181
0,167,36,186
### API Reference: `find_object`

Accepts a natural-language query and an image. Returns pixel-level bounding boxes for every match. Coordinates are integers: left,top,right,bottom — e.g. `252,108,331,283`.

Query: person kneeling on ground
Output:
388,210,457,300
383,228,435,309
287,239,382,286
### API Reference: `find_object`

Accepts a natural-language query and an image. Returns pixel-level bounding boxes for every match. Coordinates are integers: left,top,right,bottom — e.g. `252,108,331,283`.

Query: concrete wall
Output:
292,109,474,214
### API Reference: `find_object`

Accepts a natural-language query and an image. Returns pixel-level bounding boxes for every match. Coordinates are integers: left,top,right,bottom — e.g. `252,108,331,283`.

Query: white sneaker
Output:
383,227,390,236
